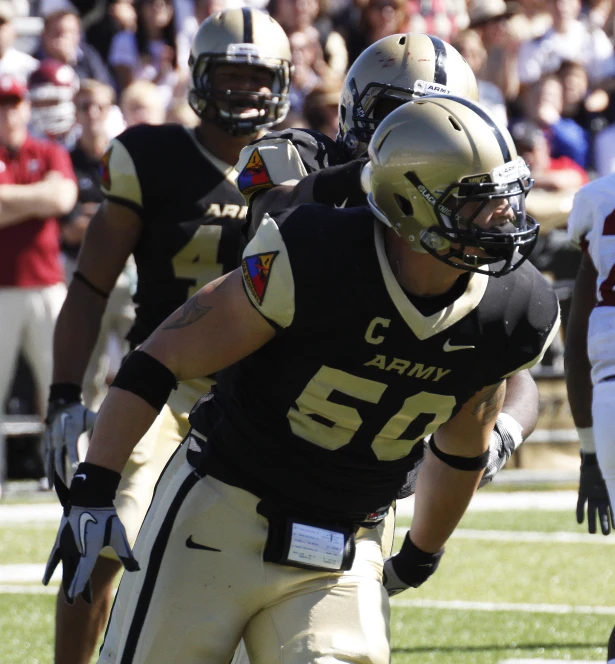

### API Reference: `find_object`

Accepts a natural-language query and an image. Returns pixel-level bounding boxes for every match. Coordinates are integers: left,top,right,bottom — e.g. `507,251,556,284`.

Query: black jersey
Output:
189,204,560,524
101,123,248,346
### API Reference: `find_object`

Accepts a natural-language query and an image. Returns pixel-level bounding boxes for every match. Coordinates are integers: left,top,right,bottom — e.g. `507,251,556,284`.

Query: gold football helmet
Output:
367,96,538,277
338,33,479,157
189,8,292,135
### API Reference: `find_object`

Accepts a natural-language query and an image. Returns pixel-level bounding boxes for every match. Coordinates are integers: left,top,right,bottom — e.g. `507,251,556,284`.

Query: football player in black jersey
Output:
44,97,560,664
42,8,292,664
236,32,540,497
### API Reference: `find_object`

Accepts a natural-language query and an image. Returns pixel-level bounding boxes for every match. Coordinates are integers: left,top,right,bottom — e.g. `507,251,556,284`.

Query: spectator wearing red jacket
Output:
0,74,77,493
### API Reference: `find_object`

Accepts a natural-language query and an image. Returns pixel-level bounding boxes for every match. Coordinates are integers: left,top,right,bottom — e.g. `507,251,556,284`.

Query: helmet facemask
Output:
405,162,539,277
189,46,291,136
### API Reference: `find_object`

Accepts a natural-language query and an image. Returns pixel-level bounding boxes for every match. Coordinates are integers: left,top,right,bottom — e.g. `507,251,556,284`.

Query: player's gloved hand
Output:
577,452,613,535
43,383,97,488
479,413,524,488
42,462,139,604
382,534,444,596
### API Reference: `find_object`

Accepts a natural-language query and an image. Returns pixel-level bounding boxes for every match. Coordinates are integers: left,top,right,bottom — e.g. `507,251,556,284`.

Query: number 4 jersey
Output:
568,173,615,385
101,123,248,412
189,204,561,523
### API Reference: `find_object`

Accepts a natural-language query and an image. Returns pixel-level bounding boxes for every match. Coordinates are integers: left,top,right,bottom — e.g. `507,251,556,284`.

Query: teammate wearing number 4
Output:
236,32,543,515
42,8,293,664
565,173,615,661
45,96,559,664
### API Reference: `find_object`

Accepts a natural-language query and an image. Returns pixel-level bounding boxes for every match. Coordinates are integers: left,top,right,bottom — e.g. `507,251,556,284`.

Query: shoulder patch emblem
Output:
242,251,279,305
237,148,274,196
100,146,112,190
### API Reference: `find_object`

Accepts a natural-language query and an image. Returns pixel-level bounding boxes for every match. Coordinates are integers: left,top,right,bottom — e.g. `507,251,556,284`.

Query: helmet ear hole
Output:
340,104,346,123
398,35,406,45
394,193,413,217
448,116,462,131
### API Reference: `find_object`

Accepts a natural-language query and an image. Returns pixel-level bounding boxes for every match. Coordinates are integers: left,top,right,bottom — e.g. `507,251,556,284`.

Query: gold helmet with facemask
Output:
366,95,538,277
189,8,293,136
337,32,479,157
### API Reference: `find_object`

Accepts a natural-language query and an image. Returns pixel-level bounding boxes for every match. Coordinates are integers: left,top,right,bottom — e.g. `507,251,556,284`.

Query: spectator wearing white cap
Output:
0,73,77,495
518,0,615,86
0,0,38,82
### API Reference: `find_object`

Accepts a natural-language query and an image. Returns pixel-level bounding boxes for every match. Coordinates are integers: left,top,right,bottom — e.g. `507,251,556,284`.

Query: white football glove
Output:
43,402,97,488
42,466,139,604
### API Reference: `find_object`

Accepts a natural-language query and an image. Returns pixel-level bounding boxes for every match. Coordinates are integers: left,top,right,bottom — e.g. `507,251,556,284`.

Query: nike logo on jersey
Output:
79,512,96,554
73,474,87,481
443,339,475,352
185,536,221,552
334,198,348,209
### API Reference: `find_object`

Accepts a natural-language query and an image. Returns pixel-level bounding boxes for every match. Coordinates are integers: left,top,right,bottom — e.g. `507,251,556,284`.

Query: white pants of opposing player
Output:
593,381,615,509
98,437,394,664
0,283,66,484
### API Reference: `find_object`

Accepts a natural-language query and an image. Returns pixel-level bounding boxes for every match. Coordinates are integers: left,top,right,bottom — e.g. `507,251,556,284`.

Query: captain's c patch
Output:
242,251,279,305
237,148,274,196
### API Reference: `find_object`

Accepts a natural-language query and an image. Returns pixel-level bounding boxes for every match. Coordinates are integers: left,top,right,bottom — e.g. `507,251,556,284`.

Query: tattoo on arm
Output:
472,382,505,425
162,294,212,330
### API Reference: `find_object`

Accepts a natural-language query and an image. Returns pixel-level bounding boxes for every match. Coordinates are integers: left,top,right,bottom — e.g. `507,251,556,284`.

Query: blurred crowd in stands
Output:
1,0,614,482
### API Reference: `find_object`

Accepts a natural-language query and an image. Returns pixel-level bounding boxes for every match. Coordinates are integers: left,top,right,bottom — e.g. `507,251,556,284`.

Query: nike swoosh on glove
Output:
382,534,444,596
44,401,97,488
577,452,613,535
42,468,139,604
479,414,524,488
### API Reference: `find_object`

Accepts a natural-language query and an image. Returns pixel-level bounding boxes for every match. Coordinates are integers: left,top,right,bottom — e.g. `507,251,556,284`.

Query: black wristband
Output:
393,533,444,587
49,383,82,404
111,350,177,412
312,159,367,208
69,462,122,507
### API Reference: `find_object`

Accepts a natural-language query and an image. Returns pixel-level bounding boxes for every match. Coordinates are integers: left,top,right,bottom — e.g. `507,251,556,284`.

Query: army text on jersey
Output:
189,204,560,524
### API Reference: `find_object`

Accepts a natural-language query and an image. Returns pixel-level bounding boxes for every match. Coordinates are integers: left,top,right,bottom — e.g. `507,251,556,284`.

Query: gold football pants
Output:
98,434,393,664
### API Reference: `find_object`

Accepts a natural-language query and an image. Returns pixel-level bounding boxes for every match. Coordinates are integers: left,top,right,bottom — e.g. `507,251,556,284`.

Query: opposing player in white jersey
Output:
565,172,615,660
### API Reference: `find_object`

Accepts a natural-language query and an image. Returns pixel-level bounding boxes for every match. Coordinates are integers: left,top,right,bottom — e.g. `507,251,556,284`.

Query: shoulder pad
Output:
101,136,142,209
241,212,295,328
235,139,308,202
100,124,187,211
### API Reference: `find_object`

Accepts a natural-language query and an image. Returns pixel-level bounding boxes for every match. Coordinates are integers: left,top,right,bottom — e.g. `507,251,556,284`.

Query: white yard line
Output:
498,661,598,664
395,527,615,545
396,491,578,516
391,598,615,615
0,584,57,594
4,572,615,619
0,564,60,583
0,491,580,525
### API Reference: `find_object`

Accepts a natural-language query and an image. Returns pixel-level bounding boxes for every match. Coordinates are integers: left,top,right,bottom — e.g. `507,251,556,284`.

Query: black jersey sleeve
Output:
101,124,185,215
240,203,372,332
484,264,561,383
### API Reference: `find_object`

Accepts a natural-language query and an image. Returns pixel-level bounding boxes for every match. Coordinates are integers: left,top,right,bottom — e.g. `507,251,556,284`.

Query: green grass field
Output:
1,496,613,664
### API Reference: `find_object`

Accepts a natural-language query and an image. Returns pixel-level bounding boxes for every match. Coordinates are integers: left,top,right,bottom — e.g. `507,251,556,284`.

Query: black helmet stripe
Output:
242,7,253,43
427,35,447,86
448,96,512,162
